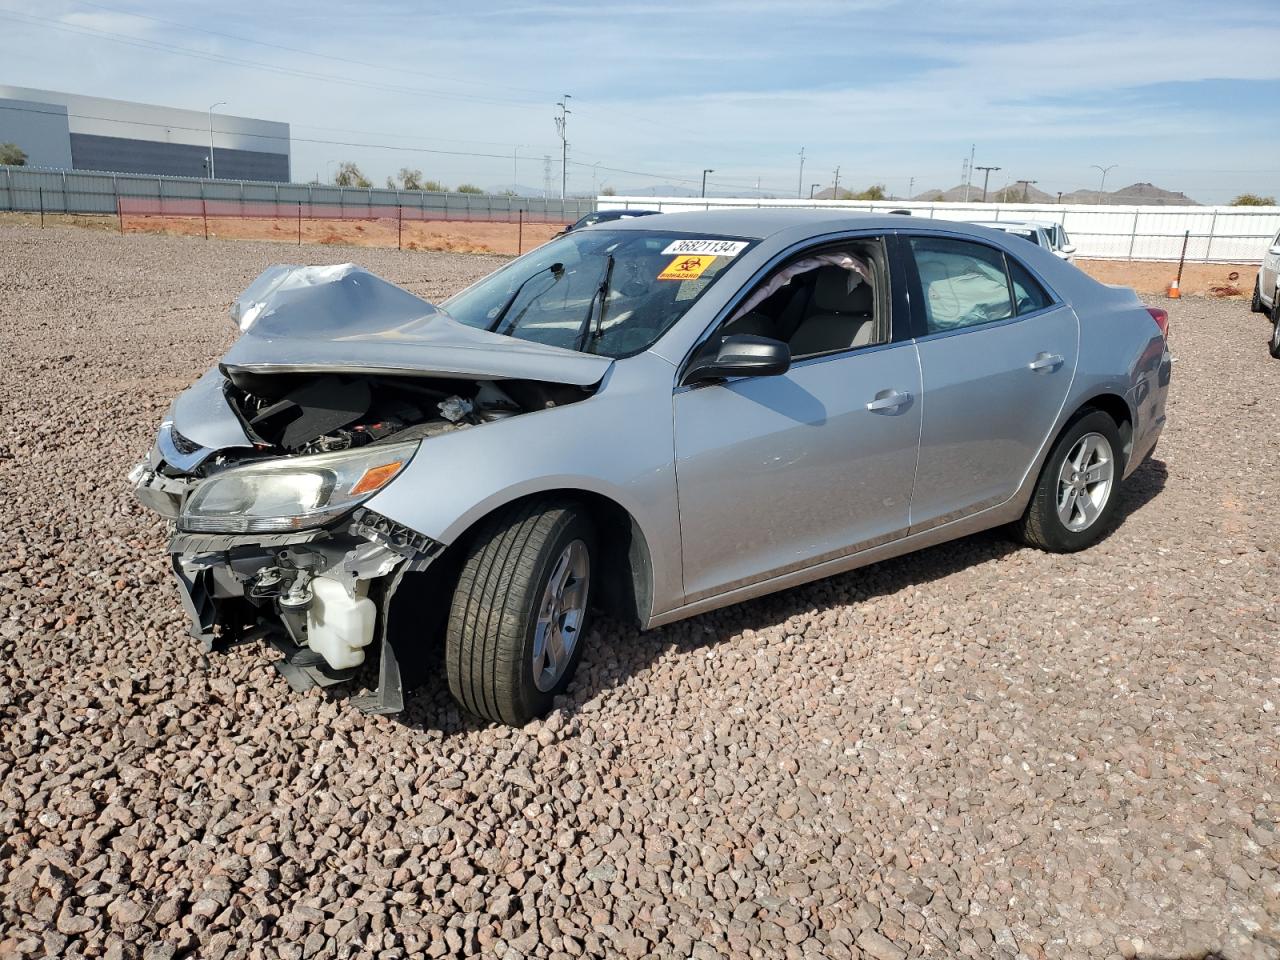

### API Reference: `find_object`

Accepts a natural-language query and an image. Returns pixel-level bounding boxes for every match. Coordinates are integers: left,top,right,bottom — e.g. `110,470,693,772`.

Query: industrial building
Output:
0,85,290,181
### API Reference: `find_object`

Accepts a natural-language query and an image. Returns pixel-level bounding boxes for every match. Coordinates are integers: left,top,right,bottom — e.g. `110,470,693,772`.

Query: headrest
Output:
813,266,873,313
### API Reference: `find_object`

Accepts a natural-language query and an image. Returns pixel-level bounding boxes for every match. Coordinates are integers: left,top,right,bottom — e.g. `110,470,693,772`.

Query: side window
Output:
1008,257,1053,314
711,238,890,360
908,237,1013,333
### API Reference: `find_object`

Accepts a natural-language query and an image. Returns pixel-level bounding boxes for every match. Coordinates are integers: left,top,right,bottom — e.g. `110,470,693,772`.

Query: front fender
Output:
363,351,684,617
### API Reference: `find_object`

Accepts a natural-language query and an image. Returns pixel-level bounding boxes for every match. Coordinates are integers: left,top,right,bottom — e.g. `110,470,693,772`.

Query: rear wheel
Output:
446,499,594,725
1014,410,1124,552
1270,298,1280,358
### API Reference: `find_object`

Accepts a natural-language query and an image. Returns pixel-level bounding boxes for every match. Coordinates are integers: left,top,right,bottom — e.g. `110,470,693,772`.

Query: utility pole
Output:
833,165,841,199
512,145,525,195
555,94,572,200
907,176,914,198
809,183,821,200
797,147,805,199
592,162,601,197
1090,163,1117,204
208,101,225,180
975,165,1000,202
701,169,714,198
963,143,975,201
1015,179,1038,203
542,156,552,199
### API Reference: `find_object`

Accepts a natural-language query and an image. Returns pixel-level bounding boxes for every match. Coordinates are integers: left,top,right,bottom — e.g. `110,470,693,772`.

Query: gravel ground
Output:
1,225,1277,960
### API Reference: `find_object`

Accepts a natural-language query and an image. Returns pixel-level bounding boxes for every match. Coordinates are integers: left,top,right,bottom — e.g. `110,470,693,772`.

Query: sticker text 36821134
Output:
658,254,716,281
661,239,749,257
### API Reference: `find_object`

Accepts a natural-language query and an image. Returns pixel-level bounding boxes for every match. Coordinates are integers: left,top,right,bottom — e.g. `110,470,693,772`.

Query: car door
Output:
904,233,1078,532
671,235,922,603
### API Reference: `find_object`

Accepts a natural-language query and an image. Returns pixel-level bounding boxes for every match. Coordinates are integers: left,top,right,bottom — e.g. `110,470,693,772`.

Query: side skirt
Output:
644,498,1023,629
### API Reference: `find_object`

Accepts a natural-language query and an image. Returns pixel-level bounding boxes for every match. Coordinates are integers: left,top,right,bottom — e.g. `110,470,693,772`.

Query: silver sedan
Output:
131,211,1171,725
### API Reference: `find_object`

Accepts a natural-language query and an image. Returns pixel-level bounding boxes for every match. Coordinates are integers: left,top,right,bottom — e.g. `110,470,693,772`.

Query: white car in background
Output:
1251,226,1280,357
971,220,1076,261
1029,221,1077,261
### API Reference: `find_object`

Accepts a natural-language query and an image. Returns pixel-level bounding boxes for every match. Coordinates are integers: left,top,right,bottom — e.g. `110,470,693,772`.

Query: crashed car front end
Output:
131,262,608,712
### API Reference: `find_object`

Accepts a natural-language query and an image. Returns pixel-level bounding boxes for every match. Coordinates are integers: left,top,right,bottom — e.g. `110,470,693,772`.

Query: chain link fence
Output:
0,164,594,226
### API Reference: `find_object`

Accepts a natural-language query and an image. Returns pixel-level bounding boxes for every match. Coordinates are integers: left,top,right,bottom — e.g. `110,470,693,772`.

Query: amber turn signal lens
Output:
350,461,404,495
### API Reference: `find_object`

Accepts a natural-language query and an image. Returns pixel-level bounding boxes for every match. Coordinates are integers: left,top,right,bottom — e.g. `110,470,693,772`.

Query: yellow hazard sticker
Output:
658,254,716,281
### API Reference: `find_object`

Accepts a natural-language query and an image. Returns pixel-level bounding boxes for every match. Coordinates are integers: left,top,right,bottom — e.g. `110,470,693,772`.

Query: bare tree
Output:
397,168,424,191
333,161,371,188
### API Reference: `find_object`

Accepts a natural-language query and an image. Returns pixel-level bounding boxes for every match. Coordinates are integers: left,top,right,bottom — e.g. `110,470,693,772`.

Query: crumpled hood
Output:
220,263,614,387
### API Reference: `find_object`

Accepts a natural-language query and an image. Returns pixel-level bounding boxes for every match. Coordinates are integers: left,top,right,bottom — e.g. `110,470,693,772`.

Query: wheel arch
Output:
428,487,656,628
1073,392,1134,467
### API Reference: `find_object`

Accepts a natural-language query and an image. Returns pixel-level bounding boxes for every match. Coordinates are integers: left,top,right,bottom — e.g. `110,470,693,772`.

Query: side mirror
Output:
1270,245,1280,255
684,334,791,385
1062,244,1077,255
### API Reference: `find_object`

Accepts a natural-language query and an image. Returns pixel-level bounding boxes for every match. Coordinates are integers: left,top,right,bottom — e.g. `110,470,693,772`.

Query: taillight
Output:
1146,306,1169,338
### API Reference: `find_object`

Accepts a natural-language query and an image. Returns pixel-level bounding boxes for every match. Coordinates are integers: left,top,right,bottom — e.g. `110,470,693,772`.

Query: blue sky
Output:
2,0,1278,202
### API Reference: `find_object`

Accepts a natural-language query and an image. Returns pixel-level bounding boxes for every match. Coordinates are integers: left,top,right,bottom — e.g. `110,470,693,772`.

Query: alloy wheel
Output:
532,539,590,692
1056,432,1115,532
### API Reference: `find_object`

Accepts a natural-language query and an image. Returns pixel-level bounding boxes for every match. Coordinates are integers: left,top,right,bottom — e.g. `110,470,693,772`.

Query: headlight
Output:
181,442,418,533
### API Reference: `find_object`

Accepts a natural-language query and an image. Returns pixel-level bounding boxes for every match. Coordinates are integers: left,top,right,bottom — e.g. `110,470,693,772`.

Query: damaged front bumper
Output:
139,454,442,713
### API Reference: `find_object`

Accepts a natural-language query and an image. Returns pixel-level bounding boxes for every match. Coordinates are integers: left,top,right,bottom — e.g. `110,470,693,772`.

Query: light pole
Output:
975,165,1000,202
701,169,714,198
325,159,338,184
797,146,805,199
512,145,525,195
809,183,821,200
555,95,572,200
592,161,602,198
207,101,225,179
832,165,840,199
963,143,975,201
1090,164,1117,203
1015,179,1038,203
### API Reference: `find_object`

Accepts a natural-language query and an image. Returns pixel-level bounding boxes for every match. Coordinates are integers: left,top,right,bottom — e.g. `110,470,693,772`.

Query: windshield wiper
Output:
574,253,615,353
488,262,564,335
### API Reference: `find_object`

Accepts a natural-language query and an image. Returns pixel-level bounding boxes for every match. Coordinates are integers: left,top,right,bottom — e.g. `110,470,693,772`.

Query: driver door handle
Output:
866,389,913,413
1028,352,1064,372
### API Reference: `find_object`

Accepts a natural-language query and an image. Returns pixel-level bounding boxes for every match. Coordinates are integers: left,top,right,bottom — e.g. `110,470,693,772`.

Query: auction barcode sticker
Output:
661,239,750,257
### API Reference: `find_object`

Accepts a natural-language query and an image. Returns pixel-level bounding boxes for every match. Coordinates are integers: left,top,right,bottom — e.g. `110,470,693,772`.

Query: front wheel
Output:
1269,302,1280,359
1014,410,1125,552
446,499,594,725
1251,276,1265,314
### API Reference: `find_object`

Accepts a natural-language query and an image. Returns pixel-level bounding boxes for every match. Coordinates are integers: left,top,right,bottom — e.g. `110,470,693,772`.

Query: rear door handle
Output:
1028,352,1064,372
866,389,913,413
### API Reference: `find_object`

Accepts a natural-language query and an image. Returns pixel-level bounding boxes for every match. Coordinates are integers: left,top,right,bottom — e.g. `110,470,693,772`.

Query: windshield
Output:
442,229,752,357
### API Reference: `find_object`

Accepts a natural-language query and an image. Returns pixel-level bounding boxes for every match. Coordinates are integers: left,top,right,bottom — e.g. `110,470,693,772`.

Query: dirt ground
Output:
1,224,1277,960
121,213,565,256
1078,258,1259,299
1,212,1264,288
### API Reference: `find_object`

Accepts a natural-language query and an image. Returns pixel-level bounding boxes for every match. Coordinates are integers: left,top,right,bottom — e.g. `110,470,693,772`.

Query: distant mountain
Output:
1060,182,1200,205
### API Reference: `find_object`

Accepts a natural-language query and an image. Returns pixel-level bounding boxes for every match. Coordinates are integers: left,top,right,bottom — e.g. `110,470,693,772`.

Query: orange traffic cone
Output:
1166,278,1181,299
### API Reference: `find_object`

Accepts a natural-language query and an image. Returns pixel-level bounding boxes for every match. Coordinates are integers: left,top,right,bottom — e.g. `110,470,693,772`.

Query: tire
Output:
446,499,595,725
1014,409,1125,552
1251,276,1265,314
1270,298,1280,359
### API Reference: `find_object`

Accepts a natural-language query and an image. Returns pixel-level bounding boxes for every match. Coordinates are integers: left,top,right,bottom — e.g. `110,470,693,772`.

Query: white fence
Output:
598,196,1280,264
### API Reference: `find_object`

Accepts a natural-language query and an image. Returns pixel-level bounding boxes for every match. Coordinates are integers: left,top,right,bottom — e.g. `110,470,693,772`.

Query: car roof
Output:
603,207,1026,241
969,221,1041,233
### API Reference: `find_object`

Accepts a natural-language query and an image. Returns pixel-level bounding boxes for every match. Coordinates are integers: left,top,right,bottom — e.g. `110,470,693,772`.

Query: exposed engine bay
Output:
130,262,611,714
220,368,586,463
